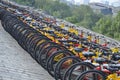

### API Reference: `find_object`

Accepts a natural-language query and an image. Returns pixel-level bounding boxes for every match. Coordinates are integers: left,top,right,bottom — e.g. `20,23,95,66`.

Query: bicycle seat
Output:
102,51,110,56
64,43,73,47
74,48,84,53
80,38,87,41
107,67,119,72
50,34,57,37
67,40,77,43
54,27,61,31
109,64,120,69
39,26,46,29
73,35,80,40
81,39,89,45
58,40,68,42
95,57,107,64
47,30,54,34
61,30,68,34
112,53,120,61
102,47,111,52
42,20,49,24
83,52,96,58
90,42,100,49
54,36,61,39
40,30,47,32
32,23,39,26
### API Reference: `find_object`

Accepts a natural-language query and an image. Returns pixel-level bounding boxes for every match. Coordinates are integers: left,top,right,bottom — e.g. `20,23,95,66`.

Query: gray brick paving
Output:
0,22,54,80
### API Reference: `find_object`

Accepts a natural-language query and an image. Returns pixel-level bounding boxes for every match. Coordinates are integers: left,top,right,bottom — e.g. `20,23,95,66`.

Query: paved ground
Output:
0,22,54,80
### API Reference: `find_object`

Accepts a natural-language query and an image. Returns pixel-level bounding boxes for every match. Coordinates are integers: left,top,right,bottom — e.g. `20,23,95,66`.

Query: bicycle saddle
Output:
95,57,107,64
67,40,77,43
64,43,73,47
47,30,54,34
74,48,84,53
32,23,39,26
61,30,68,34
109,64,120,69
90,42,100,49
102,51,110,56
54,27,60,31
50,34,57,37
54,36,61,39
112,53,120,61
58,40,68,42
80,38,87,41
83,52,96,58
81,39,89,45
73,35,80,40
102,47,111,51
115,55,120,60
39,26,46,29
39,30,47,32
107,67,119,72
42,20,49,24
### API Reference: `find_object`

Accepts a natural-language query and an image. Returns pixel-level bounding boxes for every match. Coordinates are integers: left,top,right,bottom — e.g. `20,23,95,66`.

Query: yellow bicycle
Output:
107,73,120,80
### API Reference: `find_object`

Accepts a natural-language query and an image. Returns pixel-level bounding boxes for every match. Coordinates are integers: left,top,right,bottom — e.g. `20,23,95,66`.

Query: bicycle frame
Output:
106,73,120,80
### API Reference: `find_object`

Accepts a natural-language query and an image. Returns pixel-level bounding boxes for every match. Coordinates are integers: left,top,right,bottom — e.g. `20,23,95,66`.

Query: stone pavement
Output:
0,22,54,80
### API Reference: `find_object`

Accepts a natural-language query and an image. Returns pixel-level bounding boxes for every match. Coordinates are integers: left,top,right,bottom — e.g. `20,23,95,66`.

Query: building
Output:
75,0,90,5
67,0,75,4
83,0,90,5
112,6,120,16
112,2,120,7
60,0,75,5
89,2,113,15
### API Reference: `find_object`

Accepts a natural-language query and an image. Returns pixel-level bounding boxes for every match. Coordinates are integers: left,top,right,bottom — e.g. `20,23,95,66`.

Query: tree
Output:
11,0,120,40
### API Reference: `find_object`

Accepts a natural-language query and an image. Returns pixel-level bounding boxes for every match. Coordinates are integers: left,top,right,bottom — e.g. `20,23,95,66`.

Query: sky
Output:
70,0,120,6
71,0,120,4
90,0,119,4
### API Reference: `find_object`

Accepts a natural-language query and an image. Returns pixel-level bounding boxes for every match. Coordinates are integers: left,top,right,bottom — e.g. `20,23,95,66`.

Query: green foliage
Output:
11,0,100,28
11,0,35,6
65,16,78,23
10,0,120,40
93,12,120,41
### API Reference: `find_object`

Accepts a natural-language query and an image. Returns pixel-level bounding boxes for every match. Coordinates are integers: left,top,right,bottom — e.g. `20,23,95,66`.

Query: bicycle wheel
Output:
76,70,106,80
17,29,35,50
25,34,42,51
38,45,66,68
27,36,49,57
46,50,74,77
28,38,46,57
35,41,58,60
54,56,81,80
63,62,95,80
34,41,49,59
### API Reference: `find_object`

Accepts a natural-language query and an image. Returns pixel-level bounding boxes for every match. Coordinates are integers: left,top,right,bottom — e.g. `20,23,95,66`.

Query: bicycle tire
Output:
63,62,95,80
46,50,74,77
76,70,106,80
54,56,81,80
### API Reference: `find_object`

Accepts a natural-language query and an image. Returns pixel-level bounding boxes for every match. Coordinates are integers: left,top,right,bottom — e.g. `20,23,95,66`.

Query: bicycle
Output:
76,53,120,80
